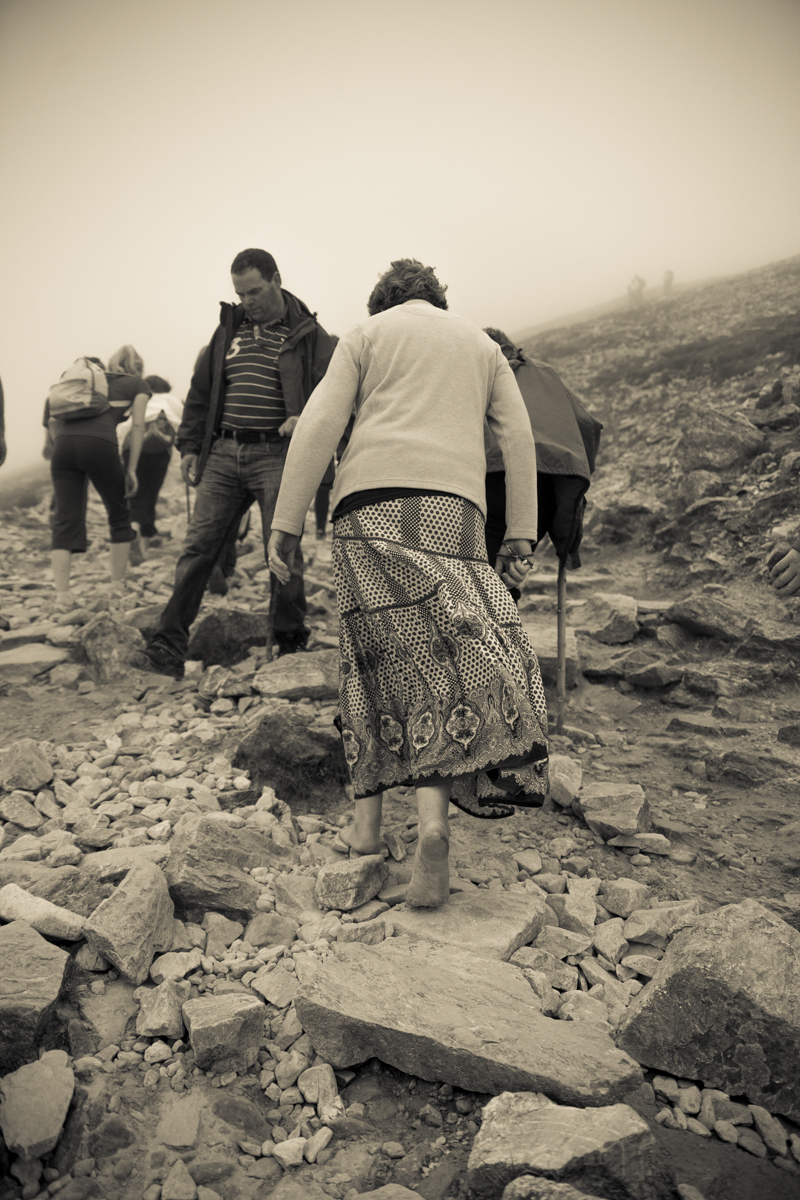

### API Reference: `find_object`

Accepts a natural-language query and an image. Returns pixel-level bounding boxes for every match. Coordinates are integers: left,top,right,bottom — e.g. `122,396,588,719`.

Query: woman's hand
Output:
267,529,300,585
125,469,138,499
495,539,535,589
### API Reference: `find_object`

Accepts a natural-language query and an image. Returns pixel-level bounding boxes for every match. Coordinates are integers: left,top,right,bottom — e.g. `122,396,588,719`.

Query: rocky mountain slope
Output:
1,255,800,1200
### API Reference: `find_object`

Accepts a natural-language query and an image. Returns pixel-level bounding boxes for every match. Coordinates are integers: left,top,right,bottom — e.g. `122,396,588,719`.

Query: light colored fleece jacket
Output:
272,300,538,540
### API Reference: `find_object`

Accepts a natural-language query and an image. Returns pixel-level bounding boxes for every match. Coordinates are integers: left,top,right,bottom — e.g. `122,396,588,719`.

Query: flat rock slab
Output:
295,937,642,1106
0,921,70,1072
617,899,800,1123
520,620,579,690
253,648,339,701
0,1049,74,1161
0,644,68,679
387,891,550,961
466,1091,657,1199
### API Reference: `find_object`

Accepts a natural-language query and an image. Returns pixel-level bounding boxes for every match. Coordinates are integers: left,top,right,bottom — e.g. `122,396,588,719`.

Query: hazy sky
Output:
1,0,798,469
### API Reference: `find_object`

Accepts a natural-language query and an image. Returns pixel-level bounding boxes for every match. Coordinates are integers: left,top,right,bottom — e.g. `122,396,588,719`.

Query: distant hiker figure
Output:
269,258,549,910
482,328,603,598
628,275,646,308
143,248,336,679
120,374,183,563
663,269,674,297
43,346,150,611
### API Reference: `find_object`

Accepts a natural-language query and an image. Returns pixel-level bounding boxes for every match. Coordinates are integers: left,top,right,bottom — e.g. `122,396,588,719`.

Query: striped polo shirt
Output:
220,316,289,431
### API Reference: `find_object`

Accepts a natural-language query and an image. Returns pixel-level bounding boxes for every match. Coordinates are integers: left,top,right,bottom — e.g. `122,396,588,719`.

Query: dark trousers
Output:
149,438,307,662
50,435,135,552
122,446,171,537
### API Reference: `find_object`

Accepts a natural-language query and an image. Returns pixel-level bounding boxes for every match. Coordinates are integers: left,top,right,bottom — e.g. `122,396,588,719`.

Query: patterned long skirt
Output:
331,493,548,818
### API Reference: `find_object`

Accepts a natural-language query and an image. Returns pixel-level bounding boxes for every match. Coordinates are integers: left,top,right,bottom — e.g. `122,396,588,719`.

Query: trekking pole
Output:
556,556,567,735
265,576,280,662
184,481,192,525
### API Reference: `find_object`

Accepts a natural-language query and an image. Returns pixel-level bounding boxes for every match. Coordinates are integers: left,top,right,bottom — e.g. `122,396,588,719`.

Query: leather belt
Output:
218,428,284,444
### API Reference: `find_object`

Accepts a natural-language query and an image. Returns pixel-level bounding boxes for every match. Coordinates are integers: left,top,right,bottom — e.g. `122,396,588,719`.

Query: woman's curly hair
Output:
367,258,448,316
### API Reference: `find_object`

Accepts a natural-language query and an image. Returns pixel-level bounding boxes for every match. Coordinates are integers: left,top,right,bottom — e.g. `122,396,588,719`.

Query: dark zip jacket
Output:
177,288,335,483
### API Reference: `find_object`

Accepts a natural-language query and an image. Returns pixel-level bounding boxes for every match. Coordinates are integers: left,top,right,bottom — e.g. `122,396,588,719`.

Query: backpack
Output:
48,358,110,420
141,409,177,453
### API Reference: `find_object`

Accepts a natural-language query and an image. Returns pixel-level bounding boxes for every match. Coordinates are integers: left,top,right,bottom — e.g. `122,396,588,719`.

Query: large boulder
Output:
0,738,54,791
232,707,348,807
77,613,148,682
616,900,800,1122
466,1091,659,1199
84,861,174,985
575,593,639,645
0,1049,74,1161
677,408,765,471
295,937,642,1106
0,922,71,1072
187,609,272,667
165,813,297,920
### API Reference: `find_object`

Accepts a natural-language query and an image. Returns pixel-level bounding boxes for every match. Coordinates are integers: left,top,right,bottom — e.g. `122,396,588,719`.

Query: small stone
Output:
676,1085,701,1114
737,1128,767,1157
653,1075,680,1104
382,1141,406,1158
304,1125,333,1162
714,1120,739,1144
161,1156,198,1199
271,1137,306,1168
686,1117,711,1138
314,855,389,911
748,1104,788,1155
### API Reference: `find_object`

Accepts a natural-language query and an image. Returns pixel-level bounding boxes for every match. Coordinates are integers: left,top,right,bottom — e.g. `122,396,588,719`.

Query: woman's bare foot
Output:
338,824,382,856
406,822,450,908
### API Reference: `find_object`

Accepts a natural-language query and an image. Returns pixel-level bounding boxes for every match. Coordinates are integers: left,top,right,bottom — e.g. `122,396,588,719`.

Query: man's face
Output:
232,267,284,324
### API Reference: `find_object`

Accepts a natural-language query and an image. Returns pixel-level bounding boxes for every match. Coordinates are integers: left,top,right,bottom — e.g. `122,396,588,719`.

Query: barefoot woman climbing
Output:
269,259,548,908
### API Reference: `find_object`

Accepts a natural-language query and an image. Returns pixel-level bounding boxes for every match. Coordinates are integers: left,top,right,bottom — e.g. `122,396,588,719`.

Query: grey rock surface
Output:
85,861,174,985
0,1048,74,1161
295,937,642,1106
0,920,70,1072
617,899,800,1122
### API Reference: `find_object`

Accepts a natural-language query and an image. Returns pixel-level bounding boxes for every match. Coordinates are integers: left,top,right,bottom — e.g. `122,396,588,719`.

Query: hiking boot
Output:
143,644,185,680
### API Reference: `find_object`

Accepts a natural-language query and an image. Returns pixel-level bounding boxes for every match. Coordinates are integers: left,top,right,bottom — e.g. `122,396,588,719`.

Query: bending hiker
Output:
269,258,549,910
44,347,150,610
482,328,603,599
144,248,336,679
120,374,183,562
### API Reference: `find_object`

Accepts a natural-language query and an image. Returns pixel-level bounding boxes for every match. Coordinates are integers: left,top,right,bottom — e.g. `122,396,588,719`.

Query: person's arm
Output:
0,376,6,467
486,353,539,542
124,393,149,498
177,335,216,481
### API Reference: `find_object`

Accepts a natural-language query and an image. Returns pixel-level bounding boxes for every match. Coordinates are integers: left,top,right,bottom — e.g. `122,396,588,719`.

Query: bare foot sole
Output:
406,826,450,908
337,825,382,856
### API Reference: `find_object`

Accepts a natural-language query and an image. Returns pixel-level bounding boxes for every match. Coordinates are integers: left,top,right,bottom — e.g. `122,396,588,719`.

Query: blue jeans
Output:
149,437,307,662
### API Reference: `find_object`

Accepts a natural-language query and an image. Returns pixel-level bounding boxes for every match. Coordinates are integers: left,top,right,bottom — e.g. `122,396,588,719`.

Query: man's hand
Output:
181,453,199,486
495,539,535,590
124,469,138,499
278,415,299,438
769,547,800,596
267,529,300,586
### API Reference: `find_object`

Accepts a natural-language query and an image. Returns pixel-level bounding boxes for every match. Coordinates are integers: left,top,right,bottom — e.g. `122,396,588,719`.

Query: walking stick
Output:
556,556,567,735
265,575,280,662
184,480,192,525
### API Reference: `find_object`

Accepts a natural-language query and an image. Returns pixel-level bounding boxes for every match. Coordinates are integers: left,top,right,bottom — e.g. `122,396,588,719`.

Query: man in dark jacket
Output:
145,249,335,678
